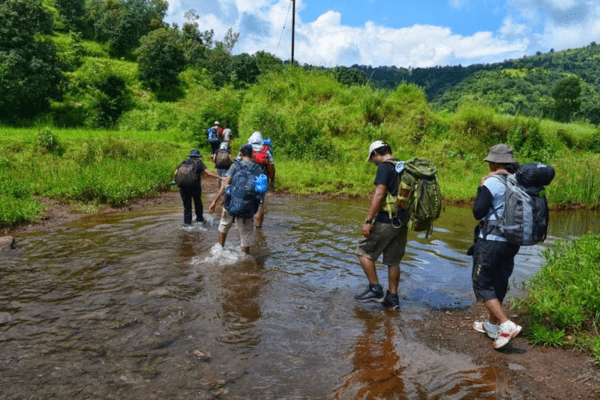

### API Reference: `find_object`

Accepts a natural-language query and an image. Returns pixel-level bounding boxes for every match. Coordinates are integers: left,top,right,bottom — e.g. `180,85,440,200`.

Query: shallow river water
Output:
1,195,599,399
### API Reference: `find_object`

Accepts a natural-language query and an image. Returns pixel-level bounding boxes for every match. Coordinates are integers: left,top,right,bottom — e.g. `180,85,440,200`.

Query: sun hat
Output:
214,121,220,125
366,140,388,162
189,149,202,158
484,144,515,164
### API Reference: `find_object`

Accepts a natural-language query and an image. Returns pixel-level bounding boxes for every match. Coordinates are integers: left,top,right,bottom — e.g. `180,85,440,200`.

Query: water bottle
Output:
254,174,268,192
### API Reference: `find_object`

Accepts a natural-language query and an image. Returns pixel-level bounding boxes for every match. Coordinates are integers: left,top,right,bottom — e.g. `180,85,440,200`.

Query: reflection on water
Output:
1,196,599,398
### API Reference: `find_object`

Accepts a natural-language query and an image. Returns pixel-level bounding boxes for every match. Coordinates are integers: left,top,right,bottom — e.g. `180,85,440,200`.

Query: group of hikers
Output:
174,127,553,351
174,124,275,254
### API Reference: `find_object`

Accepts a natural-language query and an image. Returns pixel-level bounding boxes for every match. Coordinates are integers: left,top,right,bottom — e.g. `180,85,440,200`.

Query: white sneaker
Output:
473,320,499,339
493,320,522,349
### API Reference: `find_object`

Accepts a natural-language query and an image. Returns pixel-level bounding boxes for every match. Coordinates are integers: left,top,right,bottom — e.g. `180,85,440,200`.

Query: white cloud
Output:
448,0,469,9
507,0,600,52
164,0,596,68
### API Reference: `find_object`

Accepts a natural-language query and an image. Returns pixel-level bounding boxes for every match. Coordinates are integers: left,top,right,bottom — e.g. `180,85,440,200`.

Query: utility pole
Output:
291,0,295,66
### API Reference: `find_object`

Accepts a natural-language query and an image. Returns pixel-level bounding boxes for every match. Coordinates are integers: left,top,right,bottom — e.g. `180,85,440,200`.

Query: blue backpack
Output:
224,161,267,219
208,127,220,144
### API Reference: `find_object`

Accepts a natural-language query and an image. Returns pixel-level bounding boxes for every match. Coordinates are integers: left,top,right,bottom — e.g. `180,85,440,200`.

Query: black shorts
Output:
472,239,520,303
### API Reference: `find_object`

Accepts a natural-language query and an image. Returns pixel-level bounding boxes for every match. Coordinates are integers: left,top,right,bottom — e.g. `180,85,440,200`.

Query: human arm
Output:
202,169,223,180
362,184,387,237
473,185,493,220
208,176,232,213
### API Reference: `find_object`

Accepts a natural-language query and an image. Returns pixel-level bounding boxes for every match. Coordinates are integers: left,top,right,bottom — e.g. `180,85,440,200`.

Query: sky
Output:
164,0,600,68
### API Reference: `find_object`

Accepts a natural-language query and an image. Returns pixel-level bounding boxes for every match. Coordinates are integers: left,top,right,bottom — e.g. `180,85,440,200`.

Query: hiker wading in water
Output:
471,144,522,349
354,141,409,310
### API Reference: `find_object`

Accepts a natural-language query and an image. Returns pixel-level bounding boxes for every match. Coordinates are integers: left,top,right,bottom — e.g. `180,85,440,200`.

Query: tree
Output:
180,9,213,65
88,0,168,57
552,76,581,122
253,51,284,75
231,53,259,88
137,28,185,90
0,0,63,120
333,66,368,86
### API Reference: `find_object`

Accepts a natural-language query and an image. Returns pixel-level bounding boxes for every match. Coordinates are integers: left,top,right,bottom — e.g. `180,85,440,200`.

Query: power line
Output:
275,0,293,59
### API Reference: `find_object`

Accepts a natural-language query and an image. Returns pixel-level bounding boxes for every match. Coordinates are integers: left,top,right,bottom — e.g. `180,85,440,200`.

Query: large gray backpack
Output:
485,173,550,246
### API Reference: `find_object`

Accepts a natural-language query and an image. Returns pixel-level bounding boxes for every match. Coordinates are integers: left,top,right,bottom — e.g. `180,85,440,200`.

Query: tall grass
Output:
0,127,196,228
513,234,600,361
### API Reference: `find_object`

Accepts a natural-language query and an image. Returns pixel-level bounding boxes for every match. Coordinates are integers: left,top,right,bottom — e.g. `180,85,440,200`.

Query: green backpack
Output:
383,158,442,237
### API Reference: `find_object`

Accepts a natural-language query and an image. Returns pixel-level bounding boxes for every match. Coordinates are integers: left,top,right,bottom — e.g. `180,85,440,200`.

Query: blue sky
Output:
165,0,600,68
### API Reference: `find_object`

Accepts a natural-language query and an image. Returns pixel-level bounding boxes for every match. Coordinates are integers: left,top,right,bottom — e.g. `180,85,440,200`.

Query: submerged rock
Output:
0,236,16,253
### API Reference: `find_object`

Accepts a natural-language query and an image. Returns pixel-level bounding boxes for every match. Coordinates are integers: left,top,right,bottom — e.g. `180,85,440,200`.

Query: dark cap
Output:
240,144,253,157
484,144,515,164
189,149,202,158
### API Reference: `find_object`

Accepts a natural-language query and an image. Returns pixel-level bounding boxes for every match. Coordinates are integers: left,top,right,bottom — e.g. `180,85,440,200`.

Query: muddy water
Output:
1,196,599,399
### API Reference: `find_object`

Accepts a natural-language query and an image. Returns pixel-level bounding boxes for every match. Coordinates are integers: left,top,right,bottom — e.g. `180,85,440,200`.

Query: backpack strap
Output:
481,174,508,240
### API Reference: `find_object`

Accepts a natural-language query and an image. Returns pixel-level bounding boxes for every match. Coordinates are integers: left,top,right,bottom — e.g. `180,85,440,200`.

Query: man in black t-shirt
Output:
173,149,222,226
354,141,409,309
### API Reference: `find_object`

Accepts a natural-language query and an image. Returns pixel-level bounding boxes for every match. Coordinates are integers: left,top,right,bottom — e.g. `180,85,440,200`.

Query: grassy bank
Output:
0,127,194,227
3,68,600,228
513,234,600,362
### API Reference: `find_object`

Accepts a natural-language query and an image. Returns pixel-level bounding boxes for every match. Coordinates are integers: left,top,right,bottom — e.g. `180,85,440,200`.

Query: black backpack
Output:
223,161,263,219
175,159,200,187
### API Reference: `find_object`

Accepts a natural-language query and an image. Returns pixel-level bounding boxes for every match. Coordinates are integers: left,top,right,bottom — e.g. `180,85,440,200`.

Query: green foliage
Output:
0,0,63,120
528,323,566,347
87,0,168,57
507,119,555,163
514,234,600,360
37,127,63,153
552,76,582,123
137,28,186,91
0,128,190,227
231,53,259,89
333,66,368,87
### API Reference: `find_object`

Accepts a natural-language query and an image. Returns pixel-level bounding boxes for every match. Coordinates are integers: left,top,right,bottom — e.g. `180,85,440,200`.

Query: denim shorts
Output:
356,221,408,266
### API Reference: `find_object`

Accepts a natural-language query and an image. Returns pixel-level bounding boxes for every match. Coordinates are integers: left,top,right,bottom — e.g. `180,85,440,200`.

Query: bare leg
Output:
358,255,380,285
484,299,508,325
387,265,400,295
219,232,227,247
254,203,264,228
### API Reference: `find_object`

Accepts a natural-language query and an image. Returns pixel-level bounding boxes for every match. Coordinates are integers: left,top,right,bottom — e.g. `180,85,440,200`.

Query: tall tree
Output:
552,76,581,122
0,0,63,120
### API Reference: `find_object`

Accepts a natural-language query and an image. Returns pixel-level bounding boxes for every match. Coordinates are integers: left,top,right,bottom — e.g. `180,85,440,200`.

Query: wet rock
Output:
0,312,11,324
508,363,527,371
193,349,211,361
0,236,16,253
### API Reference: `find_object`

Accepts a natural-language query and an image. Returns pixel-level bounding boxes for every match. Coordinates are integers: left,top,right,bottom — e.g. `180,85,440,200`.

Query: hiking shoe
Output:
493,320,522,349
382,291,400,309
354,284,384,303
473,320,499,339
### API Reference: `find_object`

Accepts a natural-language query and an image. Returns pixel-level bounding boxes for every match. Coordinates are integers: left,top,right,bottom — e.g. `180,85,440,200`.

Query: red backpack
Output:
252,145,270,165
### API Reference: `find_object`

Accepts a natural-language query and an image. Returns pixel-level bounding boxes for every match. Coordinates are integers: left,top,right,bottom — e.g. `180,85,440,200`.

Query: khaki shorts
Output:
356,221,408,266
218,209,254,247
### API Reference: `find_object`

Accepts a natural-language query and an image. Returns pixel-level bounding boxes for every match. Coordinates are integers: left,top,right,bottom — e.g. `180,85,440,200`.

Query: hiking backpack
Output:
485,163,554,246
215,149,232,169
252,145,270,165
208,127,220,144
175,159,200,187
224,161,267,219
384,158,442,236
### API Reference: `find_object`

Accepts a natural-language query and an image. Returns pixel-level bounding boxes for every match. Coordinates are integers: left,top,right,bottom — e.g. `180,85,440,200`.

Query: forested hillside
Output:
353,44,600,125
